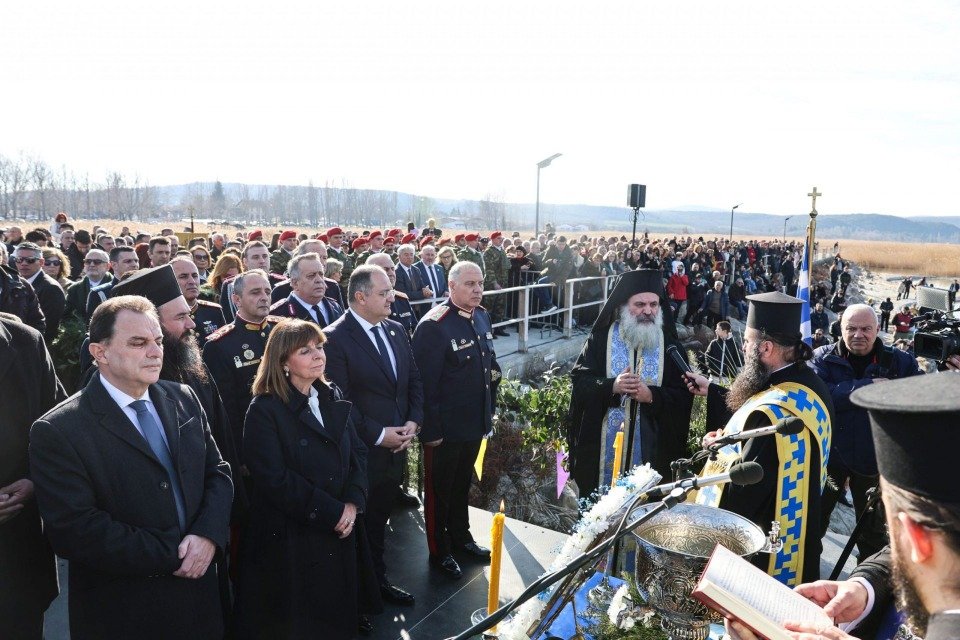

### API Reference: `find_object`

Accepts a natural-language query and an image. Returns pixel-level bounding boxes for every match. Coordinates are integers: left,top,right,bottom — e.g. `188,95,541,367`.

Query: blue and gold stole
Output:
598,321,664,489
695,382,831,586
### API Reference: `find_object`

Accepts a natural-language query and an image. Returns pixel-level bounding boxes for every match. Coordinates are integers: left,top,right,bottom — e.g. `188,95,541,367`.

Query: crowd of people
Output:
2,213,960,640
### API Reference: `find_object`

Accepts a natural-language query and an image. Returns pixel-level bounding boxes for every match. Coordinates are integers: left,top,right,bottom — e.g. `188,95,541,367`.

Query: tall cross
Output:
807,187,822,214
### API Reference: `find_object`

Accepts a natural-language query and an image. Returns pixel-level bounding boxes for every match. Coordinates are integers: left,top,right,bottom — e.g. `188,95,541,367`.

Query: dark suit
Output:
323,311,424,584
270,277,344,310
29,373,233,640
236,382,379,639
0,316,66,639
269,294,343,328
395,262,427,303
65,274,113,323
29,271,66,343
84,280,115,321
414,260,447,298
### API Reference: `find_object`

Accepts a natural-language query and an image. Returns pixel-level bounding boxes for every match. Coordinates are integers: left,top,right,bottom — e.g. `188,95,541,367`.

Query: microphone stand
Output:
446,485,693,640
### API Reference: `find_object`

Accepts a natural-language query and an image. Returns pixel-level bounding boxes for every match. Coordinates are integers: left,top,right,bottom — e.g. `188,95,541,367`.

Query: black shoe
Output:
358,615,374,635
429,554,463,579
380,581,416,606
460,542,492,559
493,328,509,337
395,490,421,508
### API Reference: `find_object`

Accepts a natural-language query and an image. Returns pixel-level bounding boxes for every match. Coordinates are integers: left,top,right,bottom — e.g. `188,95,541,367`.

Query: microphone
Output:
666,344,693,374
710,417,805,447
645,461,763,499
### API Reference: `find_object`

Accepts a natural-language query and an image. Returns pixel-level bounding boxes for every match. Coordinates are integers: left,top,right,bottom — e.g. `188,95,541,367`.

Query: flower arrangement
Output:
498,463,660,640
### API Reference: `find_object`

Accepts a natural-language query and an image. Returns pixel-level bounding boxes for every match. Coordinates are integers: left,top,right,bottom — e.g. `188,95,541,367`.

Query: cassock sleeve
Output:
567,331,620,453
706,382,734,430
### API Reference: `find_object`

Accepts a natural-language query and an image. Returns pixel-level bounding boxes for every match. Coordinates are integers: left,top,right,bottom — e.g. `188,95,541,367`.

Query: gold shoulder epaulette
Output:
422,305,449,322
206,323,236,341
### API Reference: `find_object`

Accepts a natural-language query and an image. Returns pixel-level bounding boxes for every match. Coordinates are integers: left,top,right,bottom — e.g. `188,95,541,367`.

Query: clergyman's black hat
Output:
746,291,803,339
851,372,960,502
111,264,183,308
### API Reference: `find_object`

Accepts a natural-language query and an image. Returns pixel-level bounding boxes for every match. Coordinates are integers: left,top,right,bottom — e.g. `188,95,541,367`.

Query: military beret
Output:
279,230,297,242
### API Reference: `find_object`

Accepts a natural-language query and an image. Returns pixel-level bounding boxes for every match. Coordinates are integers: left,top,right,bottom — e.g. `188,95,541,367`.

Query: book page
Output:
702,545,833,627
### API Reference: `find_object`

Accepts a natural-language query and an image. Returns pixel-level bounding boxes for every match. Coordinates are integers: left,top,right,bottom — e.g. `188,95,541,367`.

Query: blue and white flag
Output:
798,231,812,345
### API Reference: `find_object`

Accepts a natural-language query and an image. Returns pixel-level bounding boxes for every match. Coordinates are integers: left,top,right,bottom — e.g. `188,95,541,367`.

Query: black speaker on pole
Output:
628,184,646,209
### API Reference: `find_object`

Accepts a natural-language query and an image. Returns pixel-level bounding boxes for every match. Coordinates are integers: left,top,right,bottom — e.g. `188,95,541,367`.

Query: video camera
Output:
912,287,960,362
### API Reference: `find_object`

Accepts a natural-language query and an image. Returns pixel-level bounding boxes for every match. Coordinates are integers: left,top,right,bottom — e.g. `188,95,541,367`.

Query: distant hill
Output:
149,182,960,243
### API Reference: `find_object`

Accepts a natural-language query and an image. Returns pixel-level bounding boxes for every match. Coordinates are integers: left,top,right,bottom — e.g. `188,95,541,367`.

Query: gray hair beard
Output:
725,340,770,412
619,305,663,353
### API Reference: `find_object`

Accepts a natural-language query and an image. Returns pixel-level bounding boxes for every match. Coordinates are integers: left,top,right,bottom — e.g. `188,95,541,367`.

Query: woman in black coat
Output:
236,319,380,640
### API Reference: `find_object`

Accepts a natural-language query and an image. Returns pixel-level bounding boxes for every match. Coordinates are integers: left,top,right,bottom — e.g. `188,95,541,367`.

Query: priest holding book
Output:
724,371,960,640
684,292,835,587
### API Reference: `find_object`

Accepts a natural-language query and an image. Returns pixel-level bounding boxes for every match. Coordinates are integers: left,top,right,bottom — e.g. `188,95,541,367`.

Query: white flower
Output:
499,464,660,638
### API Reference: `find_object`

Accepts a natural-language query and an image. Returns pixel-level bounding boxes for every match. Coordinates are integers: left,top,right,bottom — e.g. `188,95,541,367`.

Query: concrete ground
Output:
43,500,862,640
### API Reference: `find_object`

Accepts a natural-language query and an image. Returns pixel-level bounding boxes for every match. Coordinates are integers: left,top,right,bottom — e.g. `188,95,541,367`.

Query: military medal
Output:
244,349,255,360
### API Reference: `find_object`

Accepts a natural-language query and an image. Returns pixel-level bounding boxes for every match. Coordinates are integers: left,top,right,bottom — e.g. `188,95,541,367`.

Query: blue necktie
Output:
129,400,187,531
370,325,397,383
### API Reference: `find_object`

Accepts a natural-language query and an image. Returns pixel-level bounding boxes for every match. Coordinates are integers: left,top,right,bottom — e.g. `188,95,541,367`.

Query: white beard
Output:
619,305,663,353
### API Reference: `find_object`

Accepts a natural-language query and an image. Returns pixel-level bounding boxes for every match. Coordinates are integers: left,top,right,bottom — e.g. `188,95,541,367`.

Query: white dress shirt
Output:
99,374,171,450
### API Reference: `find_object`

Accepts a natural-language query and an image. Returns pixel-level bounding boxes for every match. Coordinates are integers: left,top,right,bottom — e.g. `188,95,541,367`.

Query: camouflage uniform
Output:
456,247,485,276
482,244,510,324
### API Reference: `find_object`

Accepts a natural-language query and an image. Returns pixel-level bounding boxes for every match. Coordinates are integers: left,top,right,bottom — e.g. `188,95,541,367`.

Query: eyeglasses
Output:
45,259,62,266
14,256,40,264
192,253,209,261
84,259,106,266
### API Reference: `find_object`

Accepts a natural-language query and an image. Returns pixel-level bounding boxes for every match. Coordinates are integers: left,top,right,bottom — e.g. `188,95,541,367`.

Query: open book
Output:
692,544,834,640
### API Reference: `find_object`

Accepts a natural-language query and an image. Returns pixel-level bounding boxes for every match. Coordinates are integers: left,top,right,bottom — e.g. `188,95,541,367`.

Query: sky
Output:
2,1,958,217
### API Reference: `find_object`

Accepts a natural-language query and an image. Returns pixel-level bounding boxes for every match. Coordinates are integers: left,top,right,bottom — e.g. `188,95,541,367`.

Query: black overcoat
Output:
235,382,379,640
29,373,234,640
0,316,66,628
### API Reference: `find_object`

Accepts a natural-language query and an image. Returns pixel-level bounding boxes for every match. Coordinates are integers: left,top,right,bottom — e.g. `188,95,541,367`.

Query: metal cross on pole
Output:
807,186,822,259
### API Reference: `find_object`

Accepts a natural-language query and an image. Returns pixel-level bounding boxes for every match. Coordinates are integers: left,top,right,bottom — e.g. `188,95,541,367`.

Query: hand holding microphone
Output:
667,344,710,396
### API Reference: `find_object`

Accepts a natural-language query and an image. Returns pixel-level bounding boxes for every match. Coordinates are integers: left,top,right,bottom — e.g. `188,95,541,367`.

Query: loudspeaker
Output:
628,184,646,209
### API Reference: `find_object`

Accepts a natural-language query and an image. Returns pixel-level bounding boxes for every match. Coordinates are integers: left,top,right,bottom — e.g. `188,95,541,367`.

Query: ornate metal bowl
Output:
631,503,768,640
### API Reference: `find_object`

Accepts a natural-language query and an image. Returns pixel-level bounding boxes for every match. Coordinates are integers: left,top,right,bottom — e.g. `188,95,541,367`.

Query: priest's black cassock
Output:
566,270,694,498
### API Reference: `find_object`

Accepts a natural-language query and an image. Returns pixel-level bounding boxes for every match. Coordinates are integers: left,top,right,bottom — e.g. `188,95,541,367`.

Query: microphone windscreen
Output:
728,461,764,486
776,417,805,436
666,344,692,373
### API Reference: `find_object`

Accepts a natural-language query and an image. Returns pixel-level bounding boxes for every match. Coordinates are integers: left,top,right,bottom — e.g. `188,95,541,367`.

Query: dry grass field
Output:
823,238,960,278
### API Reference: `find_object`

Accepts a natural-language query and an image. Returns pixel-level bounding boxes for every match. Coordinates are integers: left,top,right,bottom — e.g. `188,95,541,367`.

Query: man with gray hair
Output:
64,247,112,322
268,252,343,328
394,243,432,312
566,269,693,496
13,241,64,342
811,302,921,561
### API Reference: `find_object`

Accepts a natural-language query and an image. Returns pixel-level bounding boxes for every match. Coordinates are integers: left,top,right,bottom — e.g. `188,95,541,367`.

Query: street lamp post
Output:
535,153,562,236
728,203,741,242
783,216,792,242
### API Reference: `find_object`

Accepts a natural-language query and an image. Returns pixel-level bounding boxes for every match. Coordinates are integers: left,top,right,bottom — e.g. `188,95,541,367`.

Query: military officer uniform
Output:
269,248,294,276
190,299,226,347
482,238,510,330
412,300,501,569
391,291,417,337
201,315,281,462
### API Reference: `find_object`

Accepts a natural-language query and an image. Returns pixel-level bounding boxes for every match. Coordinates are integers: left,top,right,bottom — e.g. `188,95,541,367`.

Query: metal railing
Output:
408,273,616,353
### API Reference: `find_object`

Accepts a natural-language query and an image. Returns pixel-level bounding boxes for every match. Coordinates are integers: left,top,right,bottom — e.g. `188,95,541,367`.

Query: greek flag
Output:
798,232,812,345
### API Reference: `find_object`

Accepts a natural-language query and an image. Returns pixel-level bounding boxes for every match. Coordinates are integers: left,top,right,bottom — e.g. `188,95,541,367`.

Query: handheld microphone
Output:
645,461,763,499
666,344,693,374
710,417,804,448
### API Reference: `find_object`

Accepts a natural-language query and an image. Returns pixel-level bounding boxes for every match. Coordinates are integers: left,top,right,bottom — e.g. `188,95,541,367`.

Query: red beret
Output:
387,228,402,238
351,237,368,251
326,227,344,237
420,237,434,249
401,233,416,245
383,236,396,246
247,229,264,241
279,230,297,242
455,233,465,242
490,231,502,240
317,234,328,243
464,233,479,242
368,230,382,240
438,237,453,247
